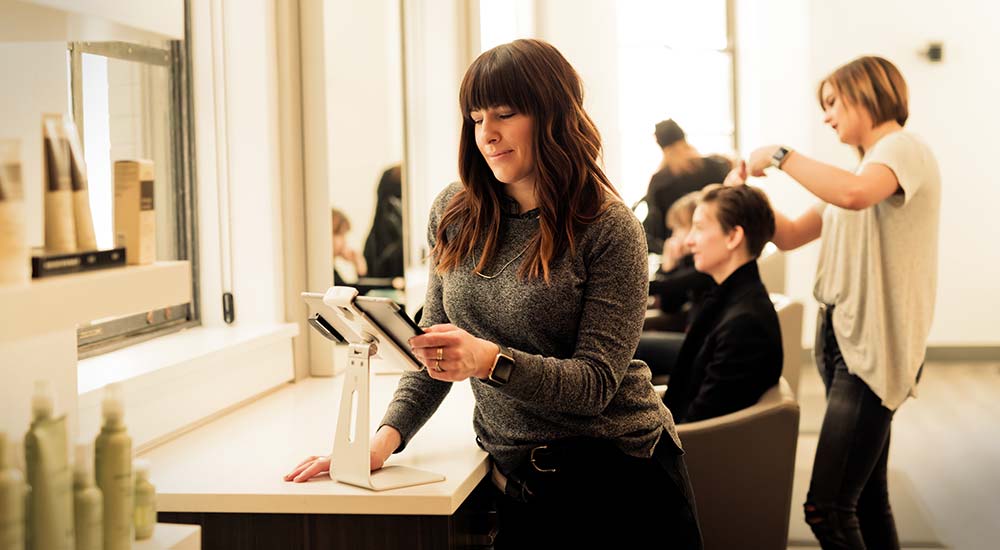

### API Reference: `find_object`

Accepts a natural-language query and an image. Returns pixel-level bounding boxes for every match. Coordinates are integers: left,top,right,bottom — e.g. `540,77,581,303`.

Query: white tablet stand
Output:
306,287,445,491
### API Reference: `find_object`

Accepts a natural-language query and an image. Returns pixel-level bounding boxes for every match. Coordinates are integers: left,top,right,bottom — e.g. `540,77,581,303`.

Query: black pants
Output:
492,435,702,549
805,307,900,550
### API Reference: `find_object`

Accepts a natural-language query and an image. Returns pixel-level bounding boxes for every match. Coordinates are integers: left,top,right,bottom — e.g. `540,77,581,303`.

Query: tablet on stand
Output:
302,287,445,491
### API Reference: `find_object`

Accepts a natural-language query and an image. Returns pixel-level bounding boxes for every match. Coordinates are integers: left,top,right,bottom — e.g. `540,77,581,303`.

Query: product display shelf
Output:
0,260,191,342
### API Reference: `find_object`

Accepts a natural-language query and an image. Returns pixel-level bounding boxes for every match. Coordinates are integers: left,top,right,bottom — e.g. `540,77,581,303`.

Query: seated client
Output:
662,184,782,423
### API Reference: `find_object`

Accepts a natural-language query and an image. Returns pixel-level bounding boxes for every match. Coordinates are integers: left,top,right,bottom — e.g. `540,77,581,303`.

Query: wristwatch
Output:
770,146,792,170
485,344,515,387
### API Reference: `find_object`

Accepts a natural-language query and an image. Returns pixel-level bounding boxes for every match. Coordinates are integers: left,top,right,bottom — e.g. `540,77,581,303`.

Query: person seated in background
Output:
363,164,405,279
662,184,782,423
636,190,717,380
331,207,367,285
647,190,717,331
642,119,732,253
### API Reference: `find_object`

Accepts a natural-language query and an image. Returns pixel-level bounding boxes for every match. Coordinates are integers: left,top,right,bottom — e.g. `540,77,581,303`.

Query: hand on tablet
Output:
409,324,499,382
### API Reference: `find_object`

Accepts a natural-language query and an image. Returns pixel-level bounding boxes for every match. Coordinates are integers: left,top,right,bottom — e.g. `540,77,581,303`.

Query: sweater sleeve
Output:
491,202,651,416
379,184,461,452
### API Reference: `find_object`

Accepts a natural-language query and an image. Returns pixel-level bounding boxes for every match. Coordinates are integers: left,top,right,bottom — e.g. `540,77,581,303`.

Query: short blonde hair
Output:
331,208,351,236
818,56,908,128
665,190,703,231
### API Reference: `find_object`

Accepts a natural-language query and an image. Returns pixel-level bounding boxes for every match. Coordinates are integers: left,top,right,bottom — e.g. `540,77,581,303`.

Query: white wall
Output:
737,0,1000,347
402,0,467,265
0,42,70,248
325,0,404,263
535,0,622,197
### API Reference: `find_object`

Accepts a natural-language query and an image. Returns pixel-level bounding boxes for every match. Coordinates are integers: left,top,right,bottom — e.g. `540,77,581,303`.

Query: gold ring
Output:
433,359,443,372
436,347,444,361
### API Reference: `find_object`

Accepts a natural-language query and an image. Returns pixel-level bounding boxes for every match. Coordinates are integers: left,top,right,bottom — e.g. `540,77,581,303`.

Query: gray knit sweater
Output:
381,182,682,473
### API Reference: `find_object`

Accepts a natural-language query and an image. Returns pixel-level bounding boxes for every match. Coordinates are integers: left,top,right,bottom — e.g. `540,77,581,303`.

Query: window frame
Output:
68,39,200,359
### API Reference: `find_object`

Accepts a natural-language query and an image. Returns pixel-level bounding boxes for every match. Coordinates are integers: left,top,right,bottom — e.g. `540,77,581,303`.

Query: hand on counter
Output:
284,425,402,483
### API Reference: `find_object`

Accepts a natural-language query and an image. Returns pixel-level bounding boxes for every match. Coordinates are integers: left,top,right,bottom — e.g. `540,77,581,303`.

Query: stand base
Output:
335,464,446,492
331,341,445,492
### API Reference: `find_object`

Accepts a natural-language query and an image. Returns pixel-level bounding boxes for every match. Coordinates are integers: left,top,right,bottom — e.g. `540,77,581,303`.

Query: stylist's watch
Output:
770,146,792,169
485,344,515,387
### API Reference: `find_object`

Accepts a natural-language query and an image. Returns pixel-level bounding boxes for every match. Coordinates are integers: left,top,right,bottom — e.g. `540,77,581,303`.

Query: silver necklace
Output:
474,243,531,279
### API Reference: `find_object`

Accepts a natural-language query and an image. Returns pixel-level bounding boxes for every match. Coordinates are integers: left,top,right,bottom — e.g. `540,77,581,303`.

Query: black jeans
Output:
805,306,900,550
492,434,703,549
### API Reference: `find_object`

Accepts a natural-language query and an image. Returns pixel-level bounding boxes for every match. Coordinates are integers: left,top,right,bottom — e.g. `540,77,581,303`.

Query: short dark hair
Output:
699,184,775,258
654,119,686,148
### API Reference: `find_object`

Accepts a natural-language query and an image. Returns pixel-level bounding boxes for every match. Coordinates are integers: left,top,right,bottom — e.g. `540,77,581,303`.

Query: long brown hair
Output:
818,56,908,155
433,38,620,282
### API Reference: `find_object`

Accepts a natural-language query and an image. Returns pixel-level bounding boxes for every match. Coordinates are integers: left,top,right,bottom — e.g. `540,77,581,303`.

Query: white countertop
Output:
142,373,489,516
135,523,201,550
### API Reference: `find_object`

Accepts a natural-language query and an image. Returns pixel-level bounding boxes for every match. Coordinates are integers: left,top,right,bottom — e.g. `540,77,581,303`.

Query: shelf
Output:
0,0,184,43
0,261,191,342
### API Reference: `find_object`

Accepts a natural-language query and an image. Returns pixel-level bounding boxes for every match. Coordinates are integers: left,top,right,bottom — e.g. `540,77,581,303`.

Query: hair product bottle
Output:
42,114,77,253
64,118,97,251
94,384,132,550
132,459,155,540
72,442,102,550
0,432,27,550
24,380,75,550
0,139,28,286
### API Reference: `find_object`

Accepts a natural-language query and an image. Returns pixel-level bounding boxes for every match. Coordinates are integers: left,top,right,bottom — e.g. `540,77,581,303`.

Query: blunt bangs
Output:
459,47,536,118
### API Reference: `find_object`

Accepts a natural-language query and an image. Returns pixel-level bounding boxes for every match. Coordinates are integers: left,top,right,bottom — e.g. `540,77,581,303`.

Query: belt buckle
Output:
530,445,558,473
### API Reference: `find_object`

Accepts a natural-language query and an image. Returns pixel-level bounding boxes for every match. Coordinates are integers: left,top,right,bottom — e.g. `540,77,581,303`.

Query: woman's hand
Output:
284,426,401,482
723,159,748,187
747,146,782,178
410,324,499,382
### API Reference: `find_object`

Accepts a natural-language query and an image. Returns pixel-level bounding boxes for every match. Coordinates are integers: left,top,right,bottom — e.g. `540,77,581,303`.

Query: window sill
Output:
78,321,299,450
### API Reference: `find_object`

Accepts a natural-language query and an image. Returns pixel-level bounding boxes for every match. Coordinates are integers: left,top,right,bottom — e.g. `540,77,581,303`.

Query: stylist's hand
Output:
723,160,748,187
410,324,499,382
283,425,401,482
747,145,782,177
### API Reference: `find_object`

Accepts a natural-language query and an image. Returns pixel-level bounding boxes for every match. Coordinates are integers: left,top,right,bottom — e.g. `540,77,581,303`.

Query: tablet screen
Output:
354,297,424,366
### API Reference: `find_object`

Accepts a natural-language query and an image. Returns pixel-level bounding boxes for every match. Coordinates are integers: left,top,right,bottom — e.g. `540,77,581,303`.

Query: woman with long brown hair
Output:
288,38,702,547
730,56,941,549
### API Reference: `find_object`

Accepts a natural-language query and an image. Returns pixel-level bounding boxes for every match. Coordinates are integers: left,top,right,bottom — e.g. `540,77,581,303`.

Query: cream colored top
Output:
142,375,488,515
813,131,941,410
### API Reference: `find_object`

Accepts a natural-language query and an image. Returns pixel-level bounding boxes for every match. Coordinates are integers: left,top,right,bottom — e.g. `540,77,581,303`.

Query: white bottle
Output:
94,384,132,550
132,459,155,540
73,442,103,550
0,432,27,550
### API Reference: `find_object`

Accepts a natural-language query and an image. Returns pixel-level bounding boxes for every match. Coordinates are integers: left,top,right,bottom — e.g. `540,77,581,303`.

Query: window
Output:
616,0,736,205
69,40,199,357
478,0,535,53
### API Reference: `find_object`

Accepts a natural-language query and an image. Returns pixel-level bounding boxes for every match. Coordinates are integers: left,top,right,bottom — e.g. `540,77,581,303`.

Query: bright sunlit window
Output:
616,0,735,205
478,0,535,53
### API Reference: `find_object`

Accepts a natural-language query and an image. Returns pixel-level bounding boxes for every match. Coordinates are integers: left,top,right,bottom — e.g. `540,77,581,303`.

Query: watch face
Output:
490,352,515,385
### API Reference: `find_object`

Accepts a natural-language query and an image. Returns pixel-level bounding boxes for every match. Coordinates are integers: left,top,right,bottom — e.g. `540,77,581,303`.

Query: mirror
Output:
70,41,182,262
325,0,406,303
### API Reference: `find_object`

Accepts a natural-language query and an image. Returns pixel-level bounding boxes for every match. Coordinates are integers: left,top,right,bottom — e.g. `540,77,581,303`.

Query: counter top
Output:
143,373,489,516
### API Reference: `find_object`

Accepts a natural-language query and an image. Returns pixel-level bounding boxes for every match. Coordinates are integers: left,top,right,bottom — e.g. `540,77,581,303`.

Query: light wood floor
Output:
793,360,1000,550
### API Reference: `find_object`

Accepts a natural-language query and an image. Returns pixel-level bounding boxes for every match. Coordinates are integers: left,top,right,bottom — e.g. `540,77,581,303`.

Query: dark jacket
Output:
649,254,716,318
663,260,782,423
363,166,404,278
643,155,731,252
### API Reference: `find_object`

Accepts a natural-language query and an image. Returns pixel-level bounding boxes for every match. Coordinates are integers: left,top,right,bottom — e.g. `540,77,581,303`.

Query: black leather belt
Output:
490,438,622,503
